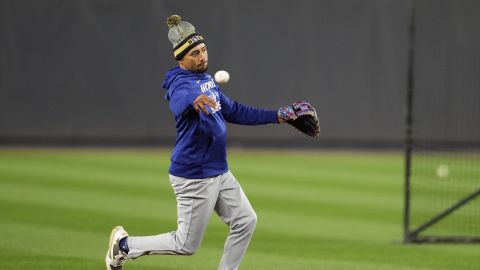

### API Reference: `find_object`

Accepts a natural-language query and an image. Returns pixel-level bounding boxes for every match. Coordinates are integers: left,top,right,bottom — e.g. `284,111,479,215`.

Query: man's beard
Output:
197,66,208,73
196,62,208,73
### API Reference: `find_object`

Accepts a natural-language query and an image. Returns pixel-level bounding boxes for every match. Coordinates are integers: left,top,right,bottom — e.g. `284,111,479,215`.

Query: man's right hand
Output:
193,94,217,115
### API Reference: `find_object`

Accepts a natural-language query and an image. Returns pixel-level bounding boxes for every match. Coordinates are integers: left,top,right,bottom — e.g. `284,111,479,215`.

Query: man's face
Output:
179,43,208,73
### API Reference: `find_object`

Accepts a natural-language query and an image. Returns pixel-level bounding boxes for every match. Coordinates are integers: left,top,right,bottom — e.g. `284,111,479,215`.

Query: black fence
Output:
404,0,480,243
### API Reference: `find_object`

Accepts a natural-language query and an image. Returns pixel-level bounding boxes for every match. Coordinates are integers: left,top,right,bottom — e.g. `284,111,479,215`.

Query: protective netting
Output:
410,152,480,239
406,0,480,242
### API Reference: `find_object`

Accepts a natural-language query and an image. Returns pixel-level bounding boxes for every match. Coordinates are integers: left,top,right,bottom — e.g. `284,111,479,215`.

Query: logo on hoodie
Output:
200,79,216,93
200,79,221,114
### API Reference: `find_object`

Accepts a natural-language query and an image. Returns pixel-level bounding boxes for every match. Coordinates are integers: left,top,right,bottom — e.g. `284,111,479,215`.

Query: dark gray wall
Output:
413,0,480,145
1,0,475,147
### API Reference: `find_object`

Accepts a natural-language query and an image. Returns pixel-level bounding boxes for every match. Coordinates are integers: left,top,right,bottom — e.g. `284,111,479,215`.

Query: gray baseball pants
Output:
126,171,257,270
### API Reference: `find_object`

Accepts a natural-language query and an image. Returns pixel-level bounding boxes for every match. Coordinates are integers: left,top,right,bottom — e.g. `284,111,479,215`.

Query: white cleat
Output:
105,226,129,270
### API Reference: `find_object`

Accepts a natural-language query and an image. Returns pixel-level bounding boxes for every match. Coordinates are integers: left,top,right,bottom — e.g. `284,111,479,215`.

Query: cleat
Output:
105,226,129,270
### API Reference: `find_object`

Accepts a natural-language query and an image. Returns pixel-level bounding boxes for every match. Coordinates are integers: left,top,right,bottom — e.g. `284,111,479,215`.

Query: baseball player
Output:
105,15,319,270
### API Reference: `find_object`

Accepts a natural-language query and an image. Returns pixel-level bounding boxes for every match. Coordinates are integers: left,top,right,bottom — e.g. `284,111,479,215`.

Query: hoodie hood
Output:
163,67,206,101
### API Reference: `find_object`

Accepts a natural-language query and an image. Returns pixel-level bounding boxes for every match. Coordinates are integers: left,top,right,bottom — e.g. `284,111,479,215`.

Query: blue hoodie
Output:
163,67,278,179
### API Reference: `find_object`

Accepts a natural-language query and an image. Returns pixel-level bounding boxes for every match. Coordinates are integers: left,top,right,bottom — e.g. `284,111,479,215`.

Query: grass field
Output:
0,148,478,270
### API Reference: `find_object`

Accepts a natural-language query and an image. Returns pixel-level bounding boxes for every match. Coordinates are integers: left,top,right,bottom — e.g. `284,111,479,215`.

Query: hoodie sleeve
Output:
220,91,278,125
168,81,202,116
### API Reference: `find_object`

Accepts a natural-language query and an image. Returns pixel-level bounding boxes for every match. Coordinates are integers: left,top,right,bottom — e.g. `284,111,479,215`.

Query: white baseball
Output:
214,70,230,84
436,164,449,178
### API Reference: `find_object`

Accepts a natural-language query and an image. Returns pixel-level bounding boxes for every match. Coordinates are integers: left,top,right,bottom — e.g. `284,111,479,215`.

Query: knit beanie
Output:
166,15,205,60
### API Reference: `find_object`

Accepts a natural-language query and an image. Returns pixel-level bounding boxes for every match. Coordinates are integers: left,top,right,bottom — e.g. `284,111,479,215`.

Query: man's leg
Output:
215,171,257,270
126,174,221,259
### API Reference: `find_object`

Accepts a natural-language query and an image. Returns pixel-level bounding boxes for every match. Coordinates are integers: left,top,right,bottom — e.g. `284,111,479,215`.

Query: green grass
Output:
0,148,478,270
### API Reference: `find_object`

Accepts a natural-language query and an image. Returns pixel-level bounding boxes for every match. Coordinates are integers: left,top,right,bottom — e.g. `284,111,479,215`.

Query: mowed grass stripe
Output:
0,149,170,170
243,177,401,209
0,154,169,184
0,221,222,270
0,198,399,254
0,149,402,192
0,192,401,247
0,198,177,235
230,157,403,195
0,165,402,212
0,170,401,226
229,150,402,175
0,181,177,220
0,167,172,198
0,152,402,220
0,176,400,230
1,217,476,270
2,219,471,270
233,163,402,188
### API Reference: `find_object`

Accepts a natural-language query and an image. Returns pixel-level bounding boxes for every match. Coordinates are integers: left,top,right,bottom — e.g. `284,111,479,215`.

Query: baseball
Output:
214,70,230,84
436,164,449,178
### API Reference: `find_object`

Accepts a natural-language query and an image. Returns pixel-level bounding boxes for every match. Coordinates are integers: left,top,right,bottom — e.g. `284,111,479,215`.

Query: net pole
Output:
404,0,416,243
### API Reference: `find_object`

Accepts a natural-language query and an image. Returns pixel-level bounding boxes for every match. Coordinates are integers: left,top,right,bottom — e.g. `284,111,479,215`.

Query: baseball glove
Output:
278,101,320,138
